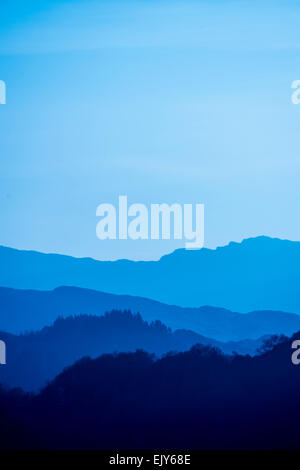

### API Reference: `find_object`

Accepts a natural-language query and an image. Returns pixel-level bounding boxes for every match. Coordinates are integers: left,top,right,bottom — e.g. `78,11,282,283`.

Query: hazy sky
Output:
0,0,300,260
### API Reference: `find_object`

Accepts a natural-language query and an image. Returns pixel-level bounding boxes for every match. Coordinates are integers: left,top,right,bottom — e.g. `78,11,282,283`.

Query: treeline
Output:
0,331,299,449
0,310,266,392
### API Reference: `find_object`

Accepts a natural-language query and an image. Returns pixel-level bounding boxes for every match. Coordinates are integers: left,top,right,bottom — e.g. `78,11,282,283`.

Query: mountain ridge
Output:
2,235,298,261
0,310,272,391
1,331,299,449
0,285,300,342
1,236,299,313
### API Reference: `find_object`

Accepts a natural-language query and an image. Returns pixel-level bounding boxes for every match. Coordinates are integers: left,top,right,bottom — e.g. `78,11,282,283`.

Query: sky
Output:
0,0,300,260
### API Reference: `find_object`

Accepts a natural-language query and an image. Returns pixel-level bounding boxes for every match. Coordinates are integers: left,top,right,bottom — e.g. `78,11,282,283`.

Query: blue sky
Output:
0,0,300,260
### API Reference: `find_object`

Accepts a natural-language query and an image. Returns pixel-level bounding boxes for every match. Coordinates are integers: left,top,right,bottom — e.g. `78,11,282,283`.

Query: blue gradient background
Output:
0,0,299,260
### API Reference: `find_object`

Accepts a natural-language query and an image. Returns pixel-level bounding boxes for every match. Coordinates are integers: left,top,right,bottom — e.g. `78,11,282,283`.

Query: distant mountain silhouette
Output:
0,237,299,313
0,332,299,449
0,311,270,391
1,285,300,342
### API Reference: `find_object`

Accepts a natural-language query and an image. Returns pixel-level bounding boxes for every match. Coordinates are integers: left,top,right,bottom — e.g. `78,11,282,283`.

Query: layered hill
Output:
1,285,300,341
0,236,299,313
0,332,299,449
0,311,271,391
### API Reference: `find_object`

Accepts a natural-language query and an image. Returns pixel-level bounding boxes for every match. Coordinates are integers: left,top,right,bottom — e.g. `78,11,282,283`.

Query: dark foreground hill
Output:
0,311,268,391
1,236,300,313
1,285,300,342
0,332,299,449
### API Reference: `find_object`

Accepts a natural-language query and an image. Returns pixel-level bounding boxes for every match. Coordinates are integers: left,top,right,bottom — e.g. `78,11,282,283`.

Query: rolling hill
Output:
0,311,270,391
0,332,299,449
0,285,300,341
0,236,299,313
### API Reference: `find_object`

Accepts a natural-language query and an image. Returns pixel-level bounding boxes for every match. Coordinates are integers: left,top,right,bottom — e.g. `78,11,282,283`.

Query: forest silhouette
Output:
0,330,298,449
